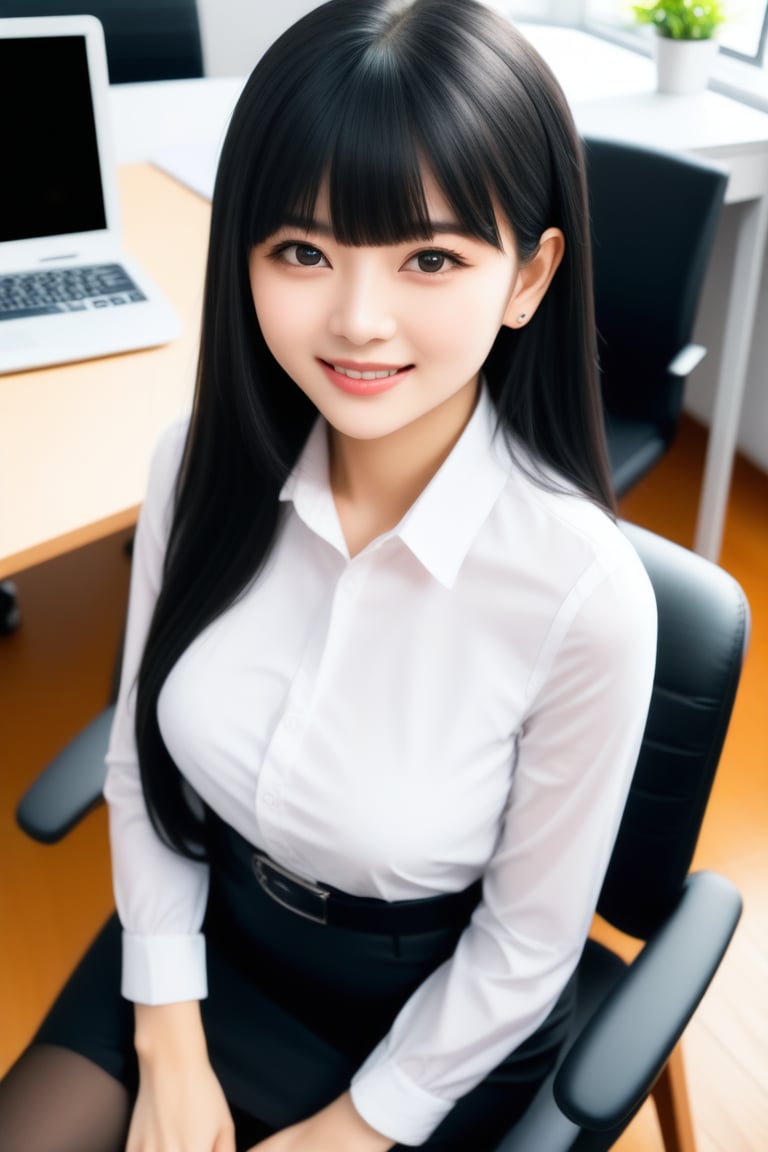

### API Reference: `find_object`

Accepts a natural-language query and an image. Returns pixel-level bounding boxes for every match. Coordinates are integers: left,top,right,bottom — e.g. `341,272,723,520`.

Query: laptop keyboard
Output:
0,263,146,321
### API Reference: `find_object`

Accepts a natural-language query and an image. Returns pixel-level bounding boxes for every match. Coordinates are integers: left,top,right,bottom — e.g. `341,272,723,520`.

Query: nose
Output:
328,260,397,345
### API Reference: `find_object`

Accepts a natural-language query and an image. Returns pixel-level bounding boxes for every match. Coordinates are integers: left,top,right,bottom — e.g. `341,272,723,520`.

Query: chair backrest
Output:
597,523,749,940
584,136,727,433
0,0,204,82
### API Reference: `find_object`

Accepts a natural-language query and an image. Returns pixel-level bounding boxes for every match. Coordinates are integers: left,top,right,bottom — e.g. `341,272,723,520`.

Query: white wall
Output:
196,0,582,76
197,0,323,77
196,0,768,473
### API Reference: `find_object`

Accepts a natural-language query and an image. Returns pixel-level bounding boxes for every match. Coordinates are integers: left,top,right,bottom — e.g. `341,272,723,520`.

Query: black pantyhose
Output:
0,1044,132,1152
0,1044,276,1152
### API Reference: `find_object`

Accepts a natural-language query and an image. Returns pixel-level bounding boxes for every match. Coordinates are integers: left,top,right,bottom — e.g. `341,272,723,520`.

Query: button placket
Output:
257,557,370,860
255,575,342,854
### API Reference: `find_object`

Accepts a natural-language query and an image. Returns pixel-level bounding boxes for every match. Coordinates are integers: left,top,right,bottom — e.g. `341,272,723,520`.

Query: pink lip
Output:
318,359,412,397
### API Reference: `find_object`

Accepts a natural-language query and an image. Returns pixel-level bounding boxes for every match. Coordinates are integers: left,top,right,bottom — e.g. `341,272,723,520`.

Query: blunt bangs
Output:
245,57,445,249
233,0,559,254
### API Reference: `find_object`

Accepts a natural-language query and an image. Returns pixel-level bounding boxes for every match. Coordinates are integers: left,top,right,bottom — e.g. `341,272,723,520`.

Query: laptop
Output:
0,15,180,375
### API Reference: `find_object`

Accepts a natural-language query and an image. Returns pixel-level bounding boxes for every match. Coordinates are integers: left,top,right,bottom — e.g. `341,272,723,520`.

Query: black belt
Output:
252,850,482,933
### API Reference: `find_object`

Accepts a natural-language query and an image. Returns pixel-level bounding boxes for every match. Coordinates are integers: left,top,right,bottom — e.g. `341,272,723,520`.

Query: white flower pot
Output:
654,35,719,95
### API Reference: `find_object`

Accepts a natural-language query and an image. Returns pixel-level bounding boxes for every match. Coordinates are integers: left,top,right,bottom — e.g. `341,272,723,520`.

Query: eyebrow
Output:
276,214,479,240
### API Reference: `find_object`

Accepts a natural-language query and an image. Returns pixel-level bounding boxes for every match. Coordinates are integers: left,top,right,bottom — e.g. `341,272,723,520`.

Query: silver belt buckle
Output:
252,852,330,925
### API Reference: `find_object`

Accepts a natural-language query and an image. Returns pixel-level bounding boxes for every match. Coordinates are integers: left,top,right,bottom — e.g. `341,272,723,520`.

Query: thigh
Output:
33,913,137,1094
0,917,133,1152
201,937,358,1130
0,1044,131,1152
29,902,374,1134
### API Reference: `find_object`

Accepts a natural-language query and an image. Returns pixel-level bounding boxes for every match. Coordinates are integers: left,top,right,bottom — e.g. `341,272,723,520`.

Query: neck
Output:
329,378,479,557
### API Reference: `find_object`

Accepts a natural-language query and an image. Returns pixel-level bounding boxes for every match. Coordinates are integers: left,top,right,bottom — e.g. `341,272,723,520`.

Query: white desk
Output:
524,27,768,562
109,25,768,562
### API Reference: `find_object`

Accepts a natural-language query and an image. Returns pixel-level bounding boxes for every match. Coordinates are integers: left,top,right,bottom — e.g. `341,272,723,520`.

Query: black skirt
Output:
34,811,576,1150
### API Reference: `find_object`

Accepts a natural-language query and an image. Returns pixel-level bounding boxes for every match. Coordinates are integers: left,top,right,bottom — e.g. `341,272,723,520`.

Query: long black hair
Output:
136,0,613,856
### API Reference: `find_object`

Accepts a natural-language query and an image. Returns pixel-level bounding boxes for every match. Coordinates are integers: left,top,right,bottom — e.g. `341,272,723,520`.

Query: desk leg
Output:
694,194,768,561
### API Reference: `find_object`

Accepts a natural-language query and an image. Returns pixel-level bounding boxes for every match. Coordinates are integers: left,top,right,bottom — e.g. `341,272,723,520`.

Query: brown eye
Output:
295,244,323,266
416,251,447,273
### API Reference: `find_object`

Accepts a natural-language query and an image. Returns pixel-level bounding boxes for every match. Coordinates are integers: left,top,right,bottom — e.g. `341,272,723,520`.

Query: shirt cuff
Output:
350,1045,454,1148
121,932,208,1005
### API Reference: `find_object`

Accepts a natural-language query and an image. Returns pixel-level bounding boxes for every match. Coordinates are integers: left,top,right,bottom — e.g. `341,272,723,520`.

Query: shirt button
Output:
283,711,302,733
263,792,277,807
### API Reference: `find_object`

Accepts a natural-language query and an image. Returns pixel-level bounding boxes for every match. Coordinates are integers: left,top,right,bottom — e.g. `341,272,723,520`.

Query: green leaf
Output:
630,0,727,39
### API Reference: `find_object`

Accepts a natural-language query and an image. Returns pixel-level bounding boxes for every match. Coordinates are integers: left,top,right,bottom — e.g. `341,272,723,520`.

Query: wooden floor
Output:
1,415,766,1149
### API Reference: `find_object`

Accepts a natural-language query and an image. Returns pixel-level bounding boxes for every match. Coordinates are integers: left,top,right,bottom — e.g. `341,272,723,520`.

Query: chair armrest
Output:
667,343,706,377
16,705,115,844
554,870,742,1132
491,1080,582,1152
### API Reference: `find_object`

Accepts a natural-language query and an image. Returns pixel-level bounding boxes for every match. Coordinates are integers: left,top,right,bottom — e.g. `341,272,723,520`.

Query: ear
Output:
502,227,565,330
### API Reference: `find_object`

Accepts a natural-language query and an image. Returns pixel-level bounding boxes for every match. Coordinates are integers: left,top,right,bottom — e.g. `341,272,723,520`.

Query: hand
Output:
127,1001,236,1152
127,1062,235,1152
248,1091,394,1152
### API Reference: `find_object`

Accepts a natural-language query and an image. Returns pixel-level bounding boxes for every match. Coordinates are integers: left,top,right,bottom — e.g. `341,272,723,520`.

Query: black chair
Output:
584,136,728,498
0,581,21,635
0,0,204,83
16,523,748,1152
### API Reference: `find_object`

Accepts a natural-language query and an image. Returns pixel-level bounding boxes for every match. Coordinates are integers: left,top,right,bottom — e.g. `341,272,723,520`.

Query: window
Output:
581,1,768,107
719,2,768,61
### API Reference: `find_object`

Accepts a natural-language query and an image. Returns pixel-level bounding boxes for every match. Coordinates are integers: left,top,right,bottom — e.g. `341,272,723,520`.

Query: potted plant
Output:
631,1,728,94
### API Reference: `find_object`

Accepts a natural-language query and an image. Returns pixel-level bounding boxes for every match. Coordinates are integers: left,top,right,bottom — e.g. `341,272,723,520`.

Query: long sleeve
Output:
101,392,658,1143
350,539,657,1145
103,419,210,1005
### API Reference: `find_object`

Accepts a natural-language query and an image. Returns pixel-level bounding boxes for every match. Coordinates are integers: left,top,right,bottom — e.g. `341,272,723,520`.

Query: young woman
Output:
0,2,657,1150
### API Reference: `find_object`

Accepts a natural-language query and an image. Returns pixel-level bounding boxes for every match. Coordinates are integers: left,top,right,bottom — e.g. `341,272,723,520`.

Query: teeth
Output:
332,364,400,380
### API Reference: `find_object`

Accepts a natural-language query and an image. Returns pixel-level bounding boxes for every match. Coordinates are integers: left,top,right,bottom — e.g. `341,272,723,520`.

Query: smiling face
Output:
249,174,562,456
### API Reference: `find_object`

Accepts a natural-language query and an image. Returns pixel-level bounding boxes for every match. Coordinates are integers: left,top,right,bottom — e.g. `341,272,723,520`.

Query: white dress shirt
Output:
104,385,657,1146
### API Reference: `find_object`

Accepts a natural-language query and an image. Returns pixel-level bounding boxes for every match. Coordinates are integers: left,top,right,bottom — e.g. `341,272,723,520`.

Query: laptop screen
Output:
0,34,107,243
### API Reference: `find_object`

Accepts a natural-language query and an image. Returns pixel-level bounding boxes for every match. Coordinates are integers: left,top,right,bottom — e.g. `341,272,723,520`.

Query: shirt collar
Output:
279,418,348,555
397,386,510,587
279,385,511,588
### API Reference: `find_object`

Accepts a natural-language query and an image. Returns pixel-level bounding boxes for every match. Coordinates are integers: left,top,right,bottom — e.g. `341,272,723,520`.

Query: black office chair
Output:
0,581,21,634
584,136,728,499
17,523,748,1152
0,0,204,83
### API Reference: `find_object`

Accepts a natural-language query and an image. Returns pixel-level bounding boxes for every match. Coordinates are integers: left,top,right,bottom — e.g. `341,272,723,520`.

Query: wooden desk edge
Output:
1,162,207,582
0,505,140,580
